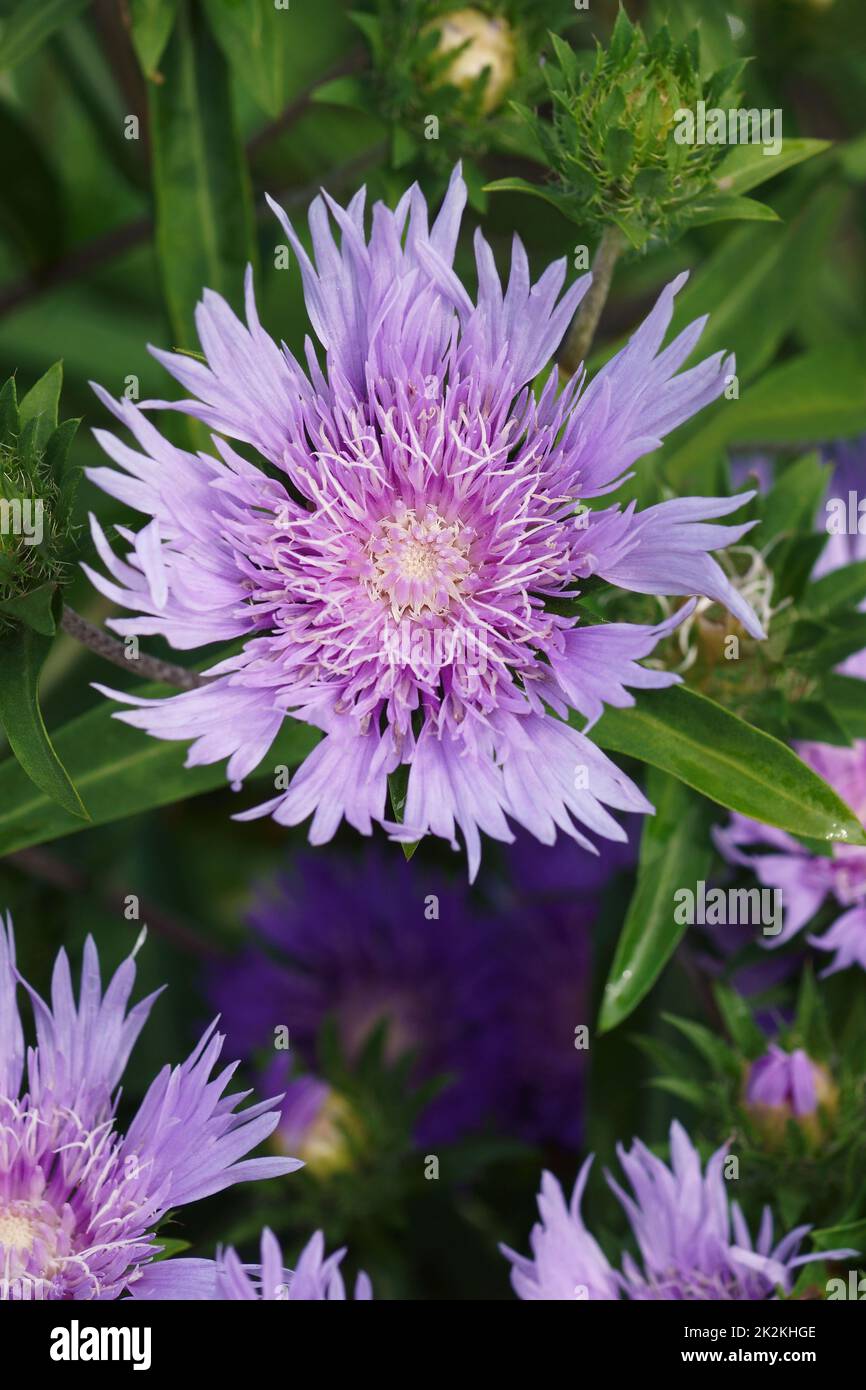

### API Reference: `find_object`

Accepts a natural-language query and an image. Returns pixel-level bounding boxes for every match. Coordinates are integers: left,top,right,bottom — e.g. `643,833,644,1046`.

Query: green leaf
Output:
786,700,850,748
769,532,828,605
203,0,293,117
0,625,88,821
0,0,90,72
0,99,64,270
130,0,180,81
662,1013,741,1079
149,0,256,348
809,1218,866,1253
678,194,780,229
822,674,866,741
483,176,578,218
348,10,383,63
388,767,420,862
649,1077,707,1106
664,186,846,389
793,966,833,1060
18,360,62,453
802,562,866,619
312,75,374,114
604,126,634,180
713,983,766,1058
0,581,58,636
664,341,866,485
726,343,866,447
152,1237,192,1261
0,375,19,440
599,772,714,1033
589,686,866,846
0,687,320,856
788,613,866,673
758,451,828,539
713,139,830,197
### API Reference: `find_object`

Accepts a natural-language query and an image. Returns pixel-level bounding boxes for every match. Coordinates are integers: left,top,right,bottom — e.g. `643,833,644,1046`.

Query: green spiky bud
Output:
0,368,80,636
506,9,749,247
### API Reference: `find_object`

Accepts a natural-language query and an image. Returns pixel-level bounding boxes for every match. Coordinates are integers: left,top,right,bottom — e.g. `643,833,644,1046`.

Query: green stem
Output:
559,225,625,379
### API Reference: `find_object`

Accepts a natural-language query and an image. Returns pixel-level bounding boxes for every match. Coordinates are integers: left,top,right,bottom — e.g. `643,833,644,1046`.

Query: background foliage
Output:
1,0,865,1299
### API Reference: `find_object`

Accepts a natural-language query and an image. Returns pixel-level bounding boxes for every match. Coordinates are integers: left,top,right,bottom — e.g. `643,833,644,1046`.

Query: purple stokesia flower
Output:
132,1228,372,1301
715,741,866,974
83,165,762,879
502,1120,854,1301
0,917,300,1301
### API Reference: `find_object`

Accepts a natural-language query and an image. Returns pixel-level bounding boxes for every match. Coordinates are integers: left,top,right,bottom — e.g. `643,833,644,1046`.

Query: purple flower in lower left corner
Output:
0,916,301,1301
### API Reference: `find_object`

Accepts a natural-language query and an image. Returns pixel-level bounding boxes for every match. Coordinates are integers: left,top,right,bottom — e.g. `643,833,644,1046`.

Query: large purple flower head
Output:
84,166,761,878
715,741,866,974
503,1120,853,1301
0,916,300,1301
132,1228,372,1301
207,848,510,1146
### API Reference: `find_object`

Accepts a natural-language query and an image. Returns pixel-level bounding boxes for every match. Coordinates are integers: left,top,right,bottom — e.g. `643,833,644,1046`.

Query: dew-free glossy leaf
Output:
0,625,88,822
599,771,714,1033
589,685,866,846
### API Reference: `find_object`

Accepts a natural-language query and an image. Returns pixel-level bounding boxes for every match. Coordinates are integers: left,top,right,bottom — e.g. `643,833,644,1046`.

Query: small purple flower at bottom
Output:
745,1045,831,1115
131,1228,372,1301
715,741,866,974
0,916,300,1301
502,1120,855,1300
744,1045,838,1146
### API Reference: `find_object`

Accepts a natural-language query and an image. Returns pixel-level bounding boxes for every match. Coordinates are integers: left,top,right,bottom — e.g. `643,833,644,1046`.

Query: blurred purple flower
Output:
84,166,761,879
0,916,299,1302
133,1227,371,1301
209,834,636,1149
503,1120,854,1300
208,848,510,1146
715,742,866,974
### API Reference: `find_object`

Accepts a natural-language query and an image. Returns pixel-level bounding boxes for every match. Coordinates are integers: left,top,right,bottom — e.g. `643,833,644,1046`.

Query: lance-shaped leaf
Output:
149,0,256,347
130,0,180,81
0,0,90,72
712,139,830,197
801,561,866,619
0,624,88,822
0,687,319,855
18,359,62,451
822,674,866,741
599,771,714,1033
587,685,866,846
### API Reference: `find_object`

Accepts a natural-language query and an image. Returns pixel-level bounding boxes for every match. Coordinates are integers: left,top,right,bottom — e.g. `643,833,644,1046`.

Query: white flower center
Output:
0,1196,70,1293
368,505,472,618
0,1208,35,1253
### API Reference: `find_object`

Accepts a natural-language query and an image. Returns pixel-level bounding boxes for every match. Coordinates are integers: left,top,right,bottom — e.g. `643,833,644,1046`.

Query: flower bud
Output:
277,1075,361,1177
744,1045,839,1147
423,8,516,115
